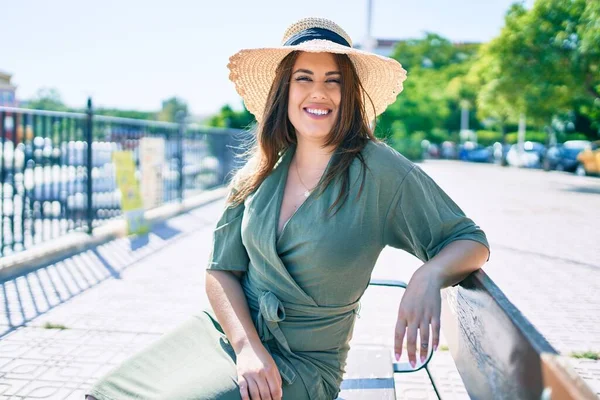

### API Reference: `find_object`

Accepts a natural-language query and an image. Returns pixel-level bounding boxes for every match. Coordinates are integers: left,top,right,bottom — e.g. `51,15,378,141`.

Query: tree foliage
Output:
474,0,599,135
207,104,255,130
157,97,189,122
23,88,68,111
376,33,481,144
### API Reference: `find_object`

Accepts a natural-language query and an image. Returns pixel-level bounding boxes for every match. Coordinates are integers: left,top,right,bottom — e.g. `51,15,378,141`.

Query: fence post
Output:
86,98,94,234
176,111,185,202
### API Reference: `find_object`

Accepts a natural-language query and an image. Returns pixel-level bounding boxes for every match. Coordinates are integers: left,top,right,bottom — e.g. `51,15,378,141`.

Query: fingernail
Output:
395,353,400,361
433,344,438,352
420,355,425,363
410,360,416,368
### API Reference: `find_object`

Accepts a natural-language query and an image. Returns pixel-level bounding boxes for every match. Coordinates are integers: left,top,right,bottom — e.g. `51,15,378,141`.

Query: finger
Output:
394,318,407,361
247,378,262,400
256,374,272,400
272,366,283,388
419,322,430,364
238,377,250,400
431,318,441,351
266,375,283,400
406,323,418,368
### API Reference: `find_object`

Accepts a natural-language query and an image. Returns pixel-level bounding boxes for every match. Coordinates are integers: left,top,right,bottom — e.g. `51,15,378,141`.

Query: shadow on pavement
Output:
151,221,181,241
0,215,203,340
562,184,600,195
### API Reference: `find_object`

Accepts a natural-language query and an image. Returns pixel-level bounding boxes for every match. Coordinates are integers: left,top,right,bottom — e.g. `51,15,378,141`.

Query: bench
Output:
441,269,597,399
336,273,597,399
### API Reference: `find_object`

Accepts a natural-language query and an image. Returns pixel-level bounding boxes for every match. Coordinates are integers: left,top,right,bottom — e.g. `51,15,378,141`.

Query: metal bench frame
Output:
368,279,441,399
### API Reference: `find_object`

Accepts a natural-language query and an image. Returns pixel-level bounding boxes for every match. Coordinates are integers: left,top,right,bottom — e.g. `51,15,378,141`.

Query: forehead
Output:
293,52,338,71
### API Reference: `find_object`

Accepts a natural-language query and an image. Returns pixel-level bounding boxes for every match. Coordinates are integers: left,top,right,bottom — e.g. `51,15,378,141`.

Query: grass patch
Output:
43,322,68,330
570,351,599,360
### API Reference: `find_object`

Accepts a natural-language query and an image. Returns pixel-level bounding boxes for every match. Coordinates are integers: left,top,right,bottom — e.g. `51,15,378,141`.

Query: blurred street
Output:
0,160,599,399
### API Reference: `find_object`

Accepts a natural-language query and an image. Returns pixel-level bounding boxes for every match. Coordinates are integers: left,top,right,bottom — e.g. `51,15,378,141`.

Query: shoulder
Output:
359,139,416,183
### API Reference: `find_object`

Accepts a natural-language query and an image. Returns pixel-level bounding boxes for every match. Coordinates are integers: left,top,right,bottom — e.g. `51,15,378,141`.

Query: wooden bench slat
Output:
337,345,396,399
540,353,598,400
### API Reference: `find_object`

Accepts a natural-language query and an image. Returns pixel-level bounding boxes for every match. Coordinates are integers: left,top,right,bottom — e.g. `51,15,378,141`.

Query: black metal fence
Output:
0,100,246,258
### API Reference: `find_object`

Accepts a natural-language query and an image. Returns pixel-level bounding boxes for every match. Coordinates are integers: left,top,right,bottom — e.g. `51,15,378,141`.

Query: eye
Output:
326,78,341,84
295,76,312,82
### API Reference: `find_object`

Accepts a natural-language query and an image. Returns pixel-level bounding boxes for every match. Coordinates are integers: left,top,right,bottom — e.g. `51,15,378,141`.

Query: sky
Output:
2,0,533,118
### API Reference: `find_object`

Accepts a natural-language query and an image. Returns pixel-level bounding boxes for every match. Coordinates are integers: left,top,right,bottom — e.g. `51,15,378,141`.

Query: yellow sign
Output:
113,151,148,235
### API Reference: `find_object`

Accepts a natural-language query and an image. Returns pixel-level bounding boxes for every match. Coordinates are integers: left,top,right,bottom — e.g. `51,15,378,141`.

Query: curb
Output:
0,186,229,282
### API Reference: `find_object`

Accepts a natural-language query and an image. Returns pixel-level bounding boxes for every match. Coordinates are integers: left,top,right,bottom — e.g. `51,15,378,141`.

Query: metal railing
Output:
0,100,247,257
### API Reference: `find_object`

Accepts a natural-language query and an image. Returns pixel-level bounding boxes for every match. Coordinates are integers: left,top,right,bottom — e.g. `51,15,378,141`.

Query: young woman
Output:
87,17,490,400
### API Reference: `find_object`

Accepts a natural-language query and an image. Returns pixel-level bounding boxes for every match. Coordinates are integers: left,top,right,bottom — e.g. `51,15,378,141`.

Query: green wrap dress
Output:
87,139,489,400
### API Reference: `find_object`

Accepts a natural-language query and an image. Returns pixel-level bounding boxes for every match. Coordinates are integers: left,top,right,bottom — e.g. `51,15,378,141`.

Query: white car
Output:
506,141,545,168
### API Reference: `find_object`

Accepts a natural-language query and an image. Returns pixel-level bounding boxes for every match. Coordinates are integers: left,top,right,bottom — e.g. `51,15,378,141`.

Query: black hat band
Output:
283,27,350,48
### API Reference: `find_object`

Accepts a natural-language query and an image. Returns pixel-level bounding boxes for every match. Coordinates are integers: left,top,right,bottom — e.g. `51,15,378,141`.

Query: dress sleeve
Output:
206,196,250,272
383,165,490,263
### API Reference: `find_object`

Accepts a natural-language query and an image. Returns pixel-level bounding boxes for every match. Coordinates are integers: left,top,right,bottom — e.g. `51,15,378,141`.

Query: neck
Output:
294,137,335,171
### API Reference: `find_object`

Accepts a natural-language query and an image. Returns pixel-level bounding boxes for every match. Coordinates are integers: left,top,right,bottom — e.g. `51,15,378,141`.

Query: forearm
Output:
415,240,490,288
205,270,263,354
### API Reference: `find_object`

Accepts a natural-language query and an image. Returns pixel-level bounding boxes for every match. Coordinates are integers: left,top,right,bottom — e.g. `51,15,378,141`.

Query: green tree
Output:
391,33,478,71
94,108,156,120
483,0,599,136
468,43,520,143
376,69,451,141
376,34,481,144
24,88,68,111
576,0,600,125
208,104,255,130
157,97,189,122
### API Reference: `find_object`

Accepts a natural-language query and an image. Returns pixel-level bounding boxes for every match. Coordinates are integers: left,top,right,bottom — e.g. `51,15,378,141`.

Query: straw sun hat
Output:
227,17,407,123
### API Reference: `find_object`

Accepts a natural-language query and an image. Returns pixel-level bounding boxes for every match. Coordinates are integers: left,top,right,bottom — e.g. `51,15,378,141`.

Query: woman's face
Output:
288,52,341,141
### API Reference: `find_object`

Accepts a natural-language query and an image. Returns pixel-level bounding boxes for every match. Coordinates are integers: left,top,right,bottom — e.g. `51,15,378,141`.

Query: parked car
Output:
506,141,546,168
464,145,494,163
576,140,600,176
543,140,591,173
492,142,511,165
440,141,457,159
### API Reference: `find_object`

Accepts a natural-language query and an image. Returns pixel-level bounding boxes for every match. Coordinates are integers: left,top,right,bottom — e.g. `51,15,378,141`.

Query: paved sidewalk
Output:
0,160,599,399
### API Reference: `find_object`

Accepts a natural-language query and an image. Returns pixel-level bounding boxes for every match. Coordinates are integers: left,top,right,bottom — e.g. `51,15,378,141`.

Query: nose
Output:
310,81,328,100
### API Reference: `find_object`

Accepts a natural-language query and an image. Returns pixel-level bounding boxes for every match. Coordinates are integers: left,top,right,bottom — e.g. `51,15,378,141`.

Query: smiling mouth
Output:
303,108,332,116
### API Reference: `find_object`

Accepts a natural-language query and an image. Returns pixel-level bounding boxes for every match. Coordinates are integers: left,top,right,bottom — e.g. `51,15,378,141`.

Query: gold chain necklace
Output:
295,159,322,198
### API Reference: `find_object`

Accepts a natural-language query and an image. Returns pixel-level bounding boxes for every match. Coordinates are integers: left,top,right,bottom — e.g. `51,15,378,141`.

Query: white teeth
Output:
306,108,330,116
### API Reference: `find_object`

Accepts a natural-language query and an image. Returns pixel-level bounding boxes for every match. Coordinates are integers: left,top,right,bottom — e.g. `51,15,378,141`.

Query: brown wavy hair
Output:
227,51,381,217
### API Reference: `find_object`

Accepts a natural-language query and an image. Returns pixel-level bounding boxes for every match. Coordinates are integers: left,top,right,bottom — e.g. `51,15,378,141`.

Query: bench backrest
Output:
441,270,596,400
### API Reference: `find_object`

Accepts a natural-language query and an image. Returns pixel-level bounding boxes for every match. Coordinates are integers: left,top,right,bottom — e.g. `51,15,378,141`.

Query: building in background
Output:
0,71,17,106
356,38,401,57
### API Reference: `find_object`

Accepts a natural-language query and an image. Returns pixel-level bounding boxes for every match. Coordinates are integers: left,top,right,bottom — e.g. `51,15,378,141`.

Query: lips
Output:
303,107,332,119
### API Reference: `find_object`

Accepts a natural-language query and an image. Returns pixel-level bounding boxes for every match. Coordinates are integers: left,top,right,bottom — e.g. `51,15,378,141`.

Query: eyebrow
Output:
293,68,341,76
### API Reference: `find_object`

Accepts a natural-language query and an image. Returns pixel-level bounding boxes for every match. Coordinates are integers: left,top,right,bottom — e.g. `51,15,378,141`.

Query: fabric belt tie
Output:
248,284,362,388
257,291,297,385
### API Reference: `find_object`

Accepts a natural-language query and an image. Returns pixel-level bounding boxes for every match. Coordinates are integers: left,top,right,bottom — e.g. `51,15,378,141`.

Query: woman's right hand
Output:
235,342,283,400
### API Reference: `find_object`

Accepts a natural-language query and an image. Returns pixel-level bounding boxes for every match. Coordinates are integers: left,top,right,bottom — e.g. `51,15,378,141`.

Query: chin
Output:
297,129,331,142
298,123,334,138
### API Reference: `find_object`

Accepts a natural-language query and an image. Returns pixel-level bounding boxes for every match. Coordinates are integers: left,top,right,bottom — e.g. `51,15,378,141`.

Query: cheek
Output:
288,86,304,108
331,88,341,108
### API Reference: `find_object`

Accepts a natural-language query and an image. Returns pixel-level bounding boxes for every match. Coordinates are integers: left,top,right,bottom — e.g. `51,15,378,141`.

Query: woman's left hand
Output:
394,267,442,367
